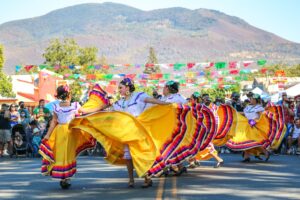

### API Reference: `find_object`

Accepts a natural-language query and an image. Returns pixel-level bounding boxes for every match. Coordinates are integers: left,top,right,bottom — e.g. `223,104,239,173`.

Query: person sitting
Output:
287,118,300,154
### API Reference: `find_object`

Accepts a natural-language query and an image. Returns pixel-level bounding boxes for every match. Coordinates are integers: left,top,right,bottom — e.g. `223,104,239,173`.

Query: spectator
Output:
296,97,300,118
10,104,20,129
287,118,300,154
19,110,30,127
0,104,12,157
31,127,42,157
227,92,244,112
275,92,295,154
18,101,30,119
33,99,51,133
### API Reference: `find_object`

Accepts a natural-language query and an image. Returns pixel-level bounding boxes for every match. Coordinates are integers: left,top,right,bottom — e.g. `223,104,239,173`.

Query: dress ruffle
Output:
225,105,286,154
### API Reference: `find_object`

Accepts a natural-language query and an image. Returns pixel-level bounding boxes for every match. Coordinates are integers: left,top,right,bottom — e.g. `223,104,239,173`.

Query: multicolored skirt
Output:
226,105,286,155
39,124,96,179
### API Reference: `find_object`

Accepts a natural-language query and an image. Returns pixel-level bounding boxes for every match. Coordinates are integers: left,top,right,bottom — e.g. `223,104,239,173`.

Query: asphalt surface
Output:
0,154,299,200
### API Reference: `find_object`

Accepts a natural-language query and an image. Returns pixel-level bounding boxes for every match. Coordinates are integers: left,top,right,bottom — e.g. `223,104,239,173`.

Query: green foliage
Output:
135,84,154,96
43,38,98,73
70,81,83,102
0,73,16,98
199,84,240,101
0,44,4,71
78,47,98,66
0,45,15,98
247,64,300,80
143,47,160,74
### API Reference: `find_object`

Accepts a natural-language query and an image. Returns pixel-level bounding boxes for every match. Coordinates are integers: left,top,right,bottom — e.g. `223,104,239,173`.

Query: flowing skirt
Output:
226,105,286,156
39,124,96,179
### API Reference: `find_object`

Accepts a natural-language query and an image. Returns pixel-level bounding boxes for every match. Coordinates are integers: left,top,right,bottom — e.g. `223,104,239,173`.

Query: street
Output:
0,154,299,200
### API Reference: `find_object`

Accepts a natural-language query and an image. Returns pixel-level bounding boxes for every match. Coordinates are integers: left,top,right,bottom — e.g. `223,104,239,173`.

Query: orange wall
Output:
38,72,63,102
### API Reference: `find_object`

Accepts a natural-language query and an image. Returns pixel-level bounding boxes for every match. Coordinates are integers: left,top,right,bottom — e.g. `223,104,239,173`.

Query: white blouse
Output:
113,92,150,117
53,102,80,124
161,93,187,104
244,104,264,120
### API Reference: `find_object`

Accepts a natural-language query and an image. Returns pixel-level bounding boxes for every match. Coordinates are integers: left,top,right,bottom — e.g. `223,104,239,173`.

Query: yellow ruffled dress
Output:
39,102,96,179
225,105,286,156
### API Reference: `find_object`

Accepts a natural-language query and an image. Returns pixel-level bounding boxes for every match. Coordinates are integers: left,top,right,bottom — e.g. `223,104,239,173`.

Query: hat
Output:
33,128,40,134
192,92,201,98
252,93,261,99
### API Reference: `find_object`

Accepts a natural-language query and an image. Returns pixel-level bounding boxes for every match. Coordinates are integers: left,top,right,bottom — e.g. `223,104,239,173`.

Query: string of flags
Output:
14,59,271,89
15,59,267,73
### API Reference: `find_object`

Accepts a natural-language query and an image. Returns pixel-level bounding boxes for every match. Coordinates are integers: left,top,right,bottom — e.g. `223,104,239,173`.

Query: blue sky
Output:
1,0,299,43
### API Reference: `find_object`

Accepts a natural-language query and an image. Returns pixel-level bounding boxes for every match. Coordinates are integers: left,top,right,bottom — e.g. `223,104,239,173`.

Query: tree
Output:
0,45,15,97
78,47,98,66
70,81,83,102
0,44,4,71
43,38,98,73
143,47,161,74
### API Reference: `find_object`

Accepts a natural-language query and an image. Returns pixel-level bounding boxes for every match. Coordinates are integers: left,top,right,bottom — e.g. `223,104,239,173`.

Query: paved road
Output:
0,154,299,200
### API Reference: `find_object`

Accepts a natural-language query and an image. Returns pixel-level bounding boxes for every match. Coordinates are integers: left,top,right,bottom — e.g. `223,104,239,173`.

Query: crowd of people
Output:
0,99,51,157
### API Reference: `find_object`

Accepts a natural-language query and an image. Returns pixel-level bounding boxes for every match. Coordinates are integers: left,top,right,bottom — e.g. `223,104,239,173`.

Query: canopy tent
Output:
285,83,300,97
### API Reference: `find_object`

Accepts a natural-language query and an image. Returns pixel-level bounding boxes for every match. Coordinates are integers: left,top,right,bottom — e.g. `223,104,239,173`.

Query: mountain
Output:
0,2,300,74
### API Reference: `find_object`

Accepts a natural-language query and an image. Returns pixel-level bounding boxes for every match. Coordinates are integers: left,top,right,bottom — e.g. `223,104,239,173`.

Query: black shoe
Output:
214,161,224,168
242,158,250,163
141,179,153,188
254,156,263,160
60,180,71,189
265,152,270,162
175,167,187,176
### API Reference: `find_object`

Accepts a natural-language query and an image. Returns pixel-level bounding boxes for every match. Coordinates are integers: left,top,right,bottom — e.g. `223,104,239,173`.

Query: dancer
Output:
194,95,224,168
75,79,169,188
39,85,96,189
226,94,284,162
113,78,170,188
190,92,202,104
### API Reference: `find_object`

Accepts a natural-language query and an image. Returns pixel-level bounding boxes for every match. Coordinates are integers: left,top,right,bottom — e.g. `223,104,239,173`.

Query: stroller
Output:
11,124,32,158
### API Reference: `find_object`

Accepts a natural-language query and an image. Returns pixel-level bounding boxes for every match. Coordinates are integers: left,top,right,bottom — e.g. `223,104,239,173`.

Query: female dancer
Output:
39,85,96,189
227,94,271,162
112,78,169,188
161,80,187,104
160,81,188,175
190,92,202,104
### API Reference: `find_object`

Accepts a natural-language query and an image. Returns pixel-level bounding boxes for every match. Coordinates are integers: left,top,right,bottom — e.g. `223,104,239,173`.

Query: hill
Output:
0,2,299,74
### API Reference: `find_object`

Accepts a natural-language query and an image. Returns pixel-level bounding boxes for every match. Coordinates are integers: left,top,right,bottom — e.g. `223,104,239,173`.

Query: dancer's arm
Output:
144,97,170,105
79,104,110,114
43,113,58,140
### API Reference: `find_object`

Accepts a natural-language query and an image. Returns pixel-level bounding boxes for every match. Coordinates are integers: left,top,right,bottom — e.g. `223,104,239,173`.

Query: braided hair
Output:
55,85,70,101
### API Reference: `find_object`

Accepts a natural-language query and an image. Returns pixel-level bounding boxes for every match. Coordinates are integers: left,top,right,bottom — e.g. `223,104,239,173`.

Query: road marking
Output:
172,176,177,199
156,177,165,200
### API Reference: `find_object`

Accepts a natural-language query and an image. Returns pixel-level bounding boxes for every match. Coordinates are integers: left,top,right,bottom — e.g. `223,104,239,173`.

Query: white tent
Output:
252,87,264,95
285,83,300,97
